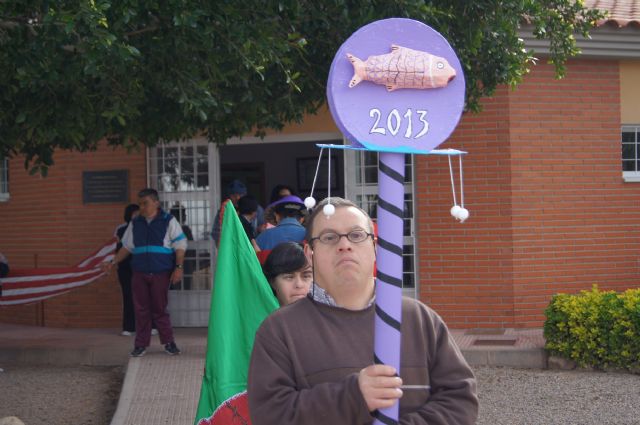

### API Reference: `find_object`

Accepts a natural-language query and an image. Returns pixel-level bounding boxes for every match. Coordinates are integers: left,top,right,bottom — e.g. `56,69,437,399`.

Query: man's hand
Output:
358,364,403,412
100,261,114,275
170,268,183,285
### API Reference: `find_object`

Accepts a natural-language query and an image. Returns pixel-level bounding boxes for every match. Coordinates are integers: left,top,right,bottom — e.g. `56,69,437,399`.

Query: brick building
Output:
1,3,639,329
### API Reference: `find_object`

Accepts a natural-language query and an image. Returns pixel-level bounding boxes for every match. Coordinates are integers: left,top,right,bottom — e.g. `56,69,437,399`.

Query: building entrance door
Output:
148,139,220,326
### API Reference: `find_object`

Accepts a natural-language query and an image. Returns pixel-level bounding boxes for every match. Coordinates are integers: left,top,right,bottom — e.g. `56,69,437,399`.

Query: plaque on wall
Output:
82,170,129,204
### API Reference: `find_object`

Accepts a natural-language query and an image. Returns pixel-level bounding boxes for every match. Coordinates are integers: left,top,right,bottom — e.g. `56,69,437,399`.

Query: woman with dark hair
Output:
269,184,296,204
0,252,9,278
170,202,195,289
114,203,140,336
262,242,312,306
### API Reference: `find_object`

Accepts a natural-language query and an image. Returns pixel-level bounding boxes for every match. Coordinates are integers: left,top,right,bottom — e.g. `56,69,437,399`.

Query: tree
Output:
0,1,604,174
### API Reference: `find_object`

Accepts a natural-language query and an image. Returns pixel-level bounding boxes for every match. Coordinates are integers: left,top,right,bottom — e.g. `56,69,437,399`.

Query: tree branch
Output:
61,44,82,53
124,24,160,38
124,14,162,38
0,20,21,30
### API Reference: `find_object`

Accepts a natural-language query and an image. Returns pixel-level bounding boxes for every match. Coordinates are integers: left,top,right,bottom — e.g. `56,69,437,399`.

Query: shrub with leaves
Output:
544,286,640,370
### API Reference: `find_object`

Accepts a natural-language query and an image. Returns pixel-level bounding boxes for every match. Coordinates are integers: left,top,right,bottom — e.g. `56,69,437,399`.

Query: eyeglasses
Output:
310,229,374,246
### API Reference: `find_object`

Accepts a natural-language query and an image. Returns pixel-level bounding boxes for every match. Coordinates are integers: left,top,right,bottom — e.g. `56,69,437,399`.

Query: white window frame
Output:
622,125,640,182
0,157,9,201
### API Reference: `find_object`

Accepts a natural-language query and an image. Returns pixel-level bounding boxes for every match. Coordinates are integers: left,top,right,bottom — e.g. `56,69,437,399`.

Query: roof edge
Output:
519,24,640,59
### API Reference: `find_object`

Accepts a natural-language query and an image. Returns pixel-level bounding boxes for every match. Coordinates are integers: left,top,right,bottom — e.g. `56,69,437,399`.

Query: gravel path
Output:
1,364,639,425
475,366,640,425
0,365,123,425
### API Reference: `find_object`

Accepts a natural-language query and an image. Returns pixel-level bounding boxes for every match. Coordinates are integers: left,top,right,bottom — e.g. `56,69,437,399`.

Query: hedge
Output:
544,285,640,370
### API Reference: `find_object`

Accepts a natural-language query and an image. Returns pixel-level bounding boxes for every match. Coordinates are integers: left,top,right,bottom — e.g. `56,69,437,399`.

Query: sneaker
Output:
120,331,133,336
130,346,146,357
164,342,181,356
151,329,158,336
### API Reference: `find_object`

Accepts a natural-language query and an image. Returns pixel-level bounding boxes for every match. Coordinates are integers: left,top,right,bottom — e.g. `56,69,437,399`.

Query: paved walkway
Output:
0,324,546,425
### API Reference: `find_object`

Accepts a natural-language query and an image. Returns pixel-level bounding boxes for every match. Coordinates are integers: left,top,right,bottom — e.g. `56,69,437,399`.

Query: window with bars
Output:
346,149,417,290
0,157,8,201
149,144,210,192
623,126,640,171
148,142,213,291
622,126,640,182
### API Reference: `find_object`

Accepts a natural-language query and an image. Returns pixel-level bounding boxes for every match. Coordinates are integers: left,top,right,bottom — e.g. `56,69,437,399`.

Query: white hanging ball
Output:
457,208,470,223
450,205,463,219
304,196,316,209
323,203,335,217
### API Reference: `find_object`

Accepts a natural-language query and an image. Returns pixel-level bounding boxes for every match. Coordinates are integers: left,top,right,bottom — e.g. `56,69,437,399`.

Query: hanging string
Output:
323,148,336,217
327,149,331,200
447,155,458,206
458,155,464,208
448,152,469,223
309,147,324,200
304,148,324,210
454,154,469,223
360,150,365,208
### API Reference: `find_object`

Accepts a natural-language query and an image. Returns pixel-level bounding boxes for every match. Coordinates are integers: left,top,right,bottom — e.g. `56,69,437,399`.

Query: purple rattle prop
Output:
325,18,466,424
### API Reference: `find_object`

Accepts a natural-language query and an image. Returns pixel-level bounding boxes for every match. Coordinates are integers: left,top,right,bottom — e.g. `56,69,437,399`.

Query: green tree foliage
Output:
0,1,604,173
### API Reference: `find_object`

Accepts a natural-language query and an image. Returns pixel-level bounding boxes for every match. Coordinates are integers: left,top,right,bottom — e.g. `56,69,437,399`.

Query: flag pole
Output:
373,151,405,425
325,17,466,425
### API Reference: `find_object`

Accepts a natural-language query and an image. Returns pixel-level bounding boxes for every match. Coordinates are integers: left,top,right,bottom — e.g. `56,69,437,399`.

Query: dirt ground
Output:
0,365,123,425
2,363,639,425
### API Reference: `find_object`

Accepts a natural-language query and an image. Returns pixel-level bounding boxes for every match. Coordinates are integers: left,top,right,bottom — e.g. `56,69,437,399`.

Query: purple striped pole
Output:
373,152,405,425
325,18,466,425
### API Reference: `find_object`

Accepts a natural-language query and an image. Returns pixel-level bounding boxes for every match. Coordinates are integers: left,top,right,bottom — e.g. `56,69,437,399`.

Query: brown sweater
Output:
248,296,478,425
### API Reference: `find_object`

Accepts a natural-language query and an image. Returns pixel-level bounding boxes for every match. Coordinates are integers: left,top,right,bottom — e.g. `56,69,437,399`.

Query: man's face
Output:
138,196,160,218
304,206,375,297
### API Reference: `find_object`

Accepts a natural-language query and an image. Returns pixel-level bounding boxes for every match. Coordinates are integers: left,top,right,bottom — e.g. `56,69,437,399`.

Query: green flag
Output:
194,204,279,424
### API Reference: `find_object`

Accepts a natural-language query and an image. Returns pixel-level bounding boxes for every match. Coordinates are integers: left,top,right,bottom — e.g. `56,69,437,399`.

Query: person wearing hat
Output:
255,195,306,251
211,179,247,247
263,184,297,229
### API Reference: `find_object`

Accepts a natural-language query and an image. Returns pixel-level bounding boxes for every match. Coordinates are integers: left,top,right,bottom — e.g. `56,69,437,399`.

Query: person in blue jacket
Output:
103,188,187,357
256,195,306,251
113,203,140,336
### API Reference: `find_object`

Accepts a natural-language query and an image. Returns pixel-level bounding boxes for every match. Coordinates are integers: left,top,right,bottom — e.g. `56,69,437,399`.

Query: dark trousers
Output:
117,267,136,333
132,271,174,348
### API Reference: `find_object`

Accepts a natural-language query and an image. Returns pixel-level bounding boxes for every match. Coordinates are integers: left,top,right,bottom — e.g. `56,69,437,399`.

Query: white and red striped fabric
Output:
0,238,117,306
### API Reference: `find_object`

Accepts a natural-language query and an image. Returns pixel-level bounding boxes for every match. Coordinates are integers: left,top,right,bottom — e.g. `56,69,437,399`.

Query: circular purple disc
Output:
327,18,465,153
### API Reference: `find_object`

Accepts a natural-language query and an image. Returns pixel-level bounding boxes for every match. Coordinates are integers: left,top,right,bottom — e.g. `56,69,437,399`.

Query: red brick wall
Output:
0,143,146,327
416,87,516,329
509,59,637,327
416,59,640,328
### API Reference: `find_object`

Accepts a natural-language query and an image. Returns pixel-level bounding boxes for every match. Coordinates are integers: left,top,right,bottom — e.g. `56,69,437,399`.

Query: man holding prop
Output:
248,18,477,425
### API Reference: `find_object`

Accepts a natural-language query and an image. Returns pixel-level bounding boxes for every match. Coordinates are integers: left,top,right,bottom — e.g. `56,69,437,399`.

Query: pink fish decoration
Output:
347,44,456,91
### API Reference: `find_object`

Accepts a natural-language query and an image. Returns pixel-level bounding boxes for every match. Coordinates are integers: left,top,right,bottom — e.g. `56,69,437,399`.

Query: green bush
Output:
544,285,640,370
